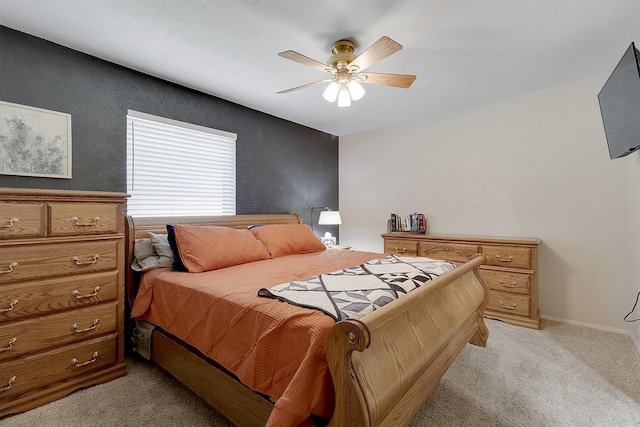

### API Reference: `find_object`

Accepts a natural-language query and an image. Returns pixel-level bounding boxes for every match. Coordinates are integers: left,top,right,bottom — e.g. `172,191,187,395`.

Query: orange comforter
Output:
130,249,382,427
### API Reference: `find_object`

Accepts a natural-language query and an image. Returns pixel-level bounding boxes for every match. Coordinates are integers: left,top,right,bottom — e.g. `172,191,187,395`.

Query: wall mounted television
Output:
598,42,640,159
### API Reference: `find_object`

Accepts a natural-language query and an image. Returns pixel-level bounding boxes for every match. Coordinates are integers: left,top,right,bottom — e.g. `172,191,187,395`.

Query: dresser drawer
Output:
480,270,530,295
0,271,118,321
384,239,418,256
0,239,119,285
481,245,532,270
0,203,45,239
418,242,480,263
0,301,117,361
0,334,117,402
49,203,119,236
486,292,530,317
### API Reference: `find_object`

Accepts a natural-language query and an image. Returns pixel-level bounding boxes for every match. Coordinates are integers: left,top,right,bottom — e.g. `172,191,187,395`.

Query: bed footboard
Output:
326,254,488,427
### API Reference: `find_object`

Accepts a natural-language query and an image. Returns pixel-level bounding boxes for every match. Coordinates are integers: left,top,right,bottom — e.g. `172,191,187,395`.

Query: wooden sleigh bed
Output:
124,213,489,427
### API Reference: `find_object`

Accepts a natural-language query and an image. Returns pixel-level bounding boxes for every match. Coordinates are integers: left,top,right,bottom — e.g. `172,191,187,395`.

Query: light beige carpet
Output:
2,319,640,427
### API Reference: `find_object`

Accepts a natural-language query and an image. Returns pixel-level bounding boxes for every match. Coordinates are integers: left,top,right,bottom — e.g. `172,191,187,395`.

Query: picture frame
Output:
0,100,72,179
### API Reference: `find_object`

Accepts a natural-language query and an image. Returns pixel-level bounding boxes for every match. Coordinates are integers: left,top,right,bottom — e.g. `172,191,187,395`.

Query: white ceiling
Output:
0,0,638,136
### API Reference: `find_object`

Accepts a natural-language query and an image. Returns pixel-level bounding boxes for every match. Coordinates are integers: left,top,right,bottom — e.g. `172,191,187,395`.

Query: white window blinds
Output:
126,110,236,217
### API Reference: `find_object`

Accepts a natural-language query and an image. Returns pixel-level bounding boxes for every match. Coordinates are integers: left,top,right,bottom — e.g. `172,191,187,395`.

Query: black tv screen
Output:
598,42,640,159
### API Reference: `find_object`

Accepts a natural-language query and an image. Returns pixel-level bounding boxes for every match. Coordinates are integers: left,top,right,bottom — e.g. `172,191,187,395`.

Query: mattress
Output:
131,248,382,427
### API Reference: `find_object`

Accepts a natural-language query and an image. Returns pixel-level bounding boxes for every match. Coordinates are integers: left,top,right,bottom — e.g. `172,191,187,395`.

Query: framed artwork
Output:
0,100,72,179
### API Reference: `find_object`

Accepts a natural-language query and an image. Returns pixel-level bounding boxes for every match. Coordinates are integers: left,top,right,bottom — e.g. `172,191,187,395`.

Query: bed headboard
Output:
123,213,303,309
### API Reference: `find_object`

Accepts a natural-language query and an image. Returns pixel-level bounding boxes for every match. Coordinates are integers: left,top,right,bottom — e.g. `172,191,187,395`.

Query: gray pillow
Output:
149,232,173,258
134,238,155,261
131,236,173,272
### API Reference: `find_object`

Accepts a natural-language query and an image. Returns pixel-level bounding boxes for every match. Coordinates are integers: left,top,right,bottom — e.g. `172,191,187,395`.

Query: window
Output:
126,110,236,217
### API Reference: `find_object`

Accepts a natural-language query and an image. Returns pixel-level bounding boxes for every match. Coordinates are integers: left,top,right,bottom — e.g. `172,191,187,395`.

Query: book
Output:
389,212,427,233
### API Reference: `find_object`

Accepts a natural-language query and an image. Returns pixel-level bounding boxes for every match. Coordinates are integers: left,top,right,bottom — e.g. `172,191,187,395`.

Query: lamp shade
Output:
348,80,365,101
318,210,342,225
337,86,351,107
323,82,340,102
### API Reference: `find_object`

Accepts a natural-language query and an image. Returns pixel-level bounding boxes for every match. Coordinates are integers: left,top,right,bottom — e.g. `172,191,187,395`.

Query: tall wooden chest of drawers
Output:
0,188,128,416
382,232,541,329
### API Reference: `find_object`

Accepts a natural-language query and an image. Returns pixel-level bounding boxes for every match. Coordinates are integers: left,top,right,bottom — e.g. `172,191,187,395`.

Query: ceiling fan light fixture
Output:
337,85,351,107
347,80,365,101
278,36,415,107
323,81,340,102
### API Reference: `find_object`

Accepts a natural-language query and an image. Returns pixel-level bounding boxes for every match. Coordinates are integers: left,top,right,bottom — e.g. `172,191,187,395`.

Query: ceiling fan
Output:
277,36,416,107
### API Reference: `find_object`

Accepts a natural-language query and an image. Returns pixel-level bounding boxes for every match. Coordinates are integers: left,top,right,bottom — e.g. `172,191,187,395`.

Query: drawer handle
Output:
496,255,513,262
394,247,407,254
4,217,19,228
1,262,18,274
71,351,99,368
71,216,100,227
0,299,18,313
72,286,100,299
499,280,517,288
72,319,99,333
0,337,17,352
499,301,517,310
73,254,100,266
2,376,16,392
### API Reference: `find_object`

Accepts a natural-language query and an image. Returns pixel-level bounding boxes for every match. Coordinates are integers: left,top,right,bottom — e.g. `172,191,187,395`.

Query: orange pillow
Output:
173,224,271,273
250,224,326,258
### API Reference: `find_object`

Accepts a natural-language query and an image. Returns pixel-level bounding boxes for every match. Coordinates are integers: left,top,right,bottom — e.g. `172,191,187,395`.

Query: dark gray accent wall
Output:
0,26,339,231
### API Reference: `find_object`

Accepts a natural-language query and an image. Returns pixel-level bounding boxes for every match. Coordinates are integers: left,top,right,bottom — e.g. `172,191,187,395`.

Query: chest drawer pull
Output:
495,255,513,262
1,299,18,312
0,337,17,352
2,376,16,391
499,280,517,288
394,247,407,254
72,319,100,333
71,216,100,227
71,351,99,368
73,254,100,266
72,286,101,299
1,262,18,274
4,217,19,228
499,301,518,310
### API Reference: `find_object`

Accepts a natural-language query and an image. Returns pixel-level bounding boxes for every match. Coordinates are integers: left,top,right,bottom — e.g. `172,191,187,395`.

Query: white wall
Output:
628,142,640,347
340,80,636,332
628,31,640,349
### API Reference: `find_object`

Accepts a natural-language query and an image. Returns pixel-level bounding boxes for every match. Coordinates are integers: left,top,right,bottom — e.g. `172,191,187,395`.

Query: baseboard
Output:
540,314,640,355
632,334,640,354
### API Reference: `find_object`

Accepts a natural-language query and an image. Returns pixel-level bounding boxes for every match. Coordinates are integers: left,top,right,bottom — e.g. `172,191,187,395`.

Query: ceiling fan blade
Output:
278,50,334,73
277,79,333,94
348,36,403,72
359,72,417,88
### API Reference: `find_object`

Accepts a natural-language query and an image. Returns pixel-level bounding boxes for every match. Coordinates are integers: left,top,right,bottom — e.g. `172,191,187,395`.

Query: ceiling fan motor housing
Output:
328,40,357,70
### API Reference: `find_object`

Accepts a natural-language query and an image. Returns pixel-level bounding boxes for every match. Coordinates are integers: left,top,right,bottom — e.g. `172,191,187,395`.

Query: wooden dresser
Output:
382,232,541,329
0,188,128,416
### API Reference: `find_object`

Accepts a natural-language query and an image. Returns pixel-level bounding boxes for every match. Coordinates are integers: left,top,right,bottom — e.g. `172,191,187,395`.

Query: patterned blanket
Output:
258,255,456,321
